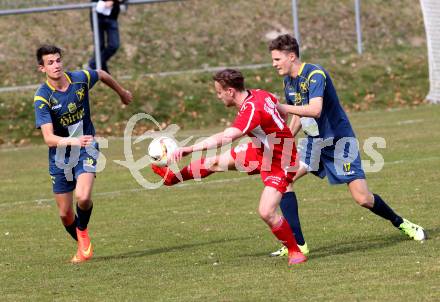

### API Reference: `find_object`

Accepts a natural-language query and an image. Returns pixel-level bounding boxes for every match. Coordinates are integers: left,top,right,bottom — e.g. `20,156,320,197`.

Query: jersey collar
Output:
238,90,253,110
45,72,72,91
298,62,306,77
64,72,72,84
45,79,56,91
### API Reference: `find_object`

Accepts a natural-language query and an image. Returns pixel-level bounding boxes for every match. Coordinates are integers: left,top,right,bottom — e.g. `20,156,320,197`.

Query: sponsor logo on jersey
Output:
294,92,302,105
50,97,59,105
67,102,77,114
75,87,85,102
300,81,308,93
287,82,305,105
59,107,85,127
50,97,61,110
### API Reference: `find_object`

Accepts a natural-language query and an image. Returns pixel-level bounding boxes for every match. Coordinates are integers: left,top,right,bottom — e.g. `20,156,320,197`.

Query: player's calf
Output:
151,158,215,186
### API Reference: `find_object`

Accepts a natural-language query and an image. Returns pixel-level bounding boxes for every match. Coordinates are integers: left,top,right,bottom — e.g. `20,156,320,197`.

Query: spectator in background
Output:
89,0,126,73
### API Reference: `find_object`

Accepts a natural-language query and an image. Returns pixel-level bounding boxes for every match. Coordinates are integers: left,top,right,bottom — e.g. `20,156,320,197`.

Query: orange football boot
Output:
71,228,93,264
288,250,307,266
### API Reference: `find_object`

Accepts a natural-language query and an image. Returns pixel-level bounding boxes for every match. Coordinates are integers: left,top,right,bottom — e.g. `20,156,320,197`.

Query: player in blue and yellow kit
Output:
268,34,426,257
34,45,132,263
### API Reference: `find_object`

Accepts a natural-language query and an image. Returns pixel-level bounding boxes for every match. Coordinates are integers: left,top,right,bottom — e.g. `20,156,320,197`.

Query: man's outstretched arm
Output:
172,127,244,162
98,70,133,105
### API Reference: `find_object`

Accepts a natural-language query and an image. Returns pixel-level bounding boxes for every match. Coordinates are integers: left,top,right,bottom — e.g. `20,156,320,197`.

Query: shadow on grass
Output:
92,236,252,262
240,226,439,259
308,225,440,260
425,226,440,239
93,226,439,262
310,233,410,260
237,233,406,259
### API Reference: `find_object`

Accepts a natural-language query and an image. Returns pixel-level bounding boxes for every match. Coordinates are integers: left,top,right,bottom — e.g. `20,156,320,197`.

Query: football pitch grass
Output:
1,105,439,301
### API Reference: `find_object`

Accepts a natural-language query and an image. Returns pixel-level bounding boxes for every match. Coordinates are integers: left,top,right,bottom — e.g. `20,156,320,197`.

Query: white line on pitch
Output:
1,118,435,153
0,175,254,208
2,154,440,208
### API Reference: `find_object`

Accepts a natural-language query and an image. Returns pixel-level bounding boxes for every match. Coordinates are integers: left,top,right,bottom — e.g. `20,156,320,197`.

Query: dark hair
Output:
212,69,245,91
36,45,62,65
268,34,300,57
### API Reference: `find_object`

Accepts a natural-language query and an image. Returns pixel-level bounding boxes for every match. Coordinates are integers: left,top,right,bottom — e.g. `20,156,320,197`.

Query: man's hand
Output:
98,70,133,105
170,146,193,164
77,135,95,147
64,135,94,147
104,1,114,8
119,89,133,105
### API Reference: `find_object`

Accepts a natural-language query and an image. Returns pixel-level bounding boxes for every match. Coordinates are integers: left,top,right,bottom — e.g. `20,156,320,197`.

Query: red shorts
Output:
230,143,297,193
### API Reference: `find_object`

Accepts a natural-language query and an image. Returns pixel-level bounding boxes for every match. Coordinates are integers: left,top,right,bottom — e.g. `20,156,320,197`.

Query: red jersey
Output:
232,89,296,166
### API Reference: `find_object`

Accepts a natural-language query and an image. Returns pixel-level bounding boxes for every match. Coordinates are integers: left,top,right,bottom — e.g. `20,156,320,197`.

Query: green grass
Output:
0,0,430,145
0,0,426,85
0,45,429,146
1,105,439,301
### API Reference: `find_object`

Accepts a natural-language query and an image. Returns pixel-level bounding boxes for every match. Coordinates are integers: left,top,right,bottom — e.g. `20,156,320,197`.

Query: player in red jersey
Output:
152,69,307,266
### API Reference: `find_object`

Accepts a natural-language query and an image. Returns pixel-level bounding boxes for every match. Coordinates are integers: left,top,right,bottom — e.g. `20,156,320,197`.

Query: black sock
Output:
64,217,78,241
280,192,306,245
76,203,93,231
370,194,403,227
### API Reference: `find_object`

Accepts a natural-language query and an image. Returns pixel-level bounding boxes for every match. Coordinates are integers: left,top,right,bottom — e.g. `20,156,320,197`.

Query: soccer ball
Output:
148,136,178,167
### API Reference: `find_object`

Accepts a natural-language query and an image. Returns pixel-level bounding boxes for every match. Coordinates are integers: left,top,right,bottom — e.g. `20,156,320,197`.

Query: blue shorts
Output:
298,136,365,185
49,142,99,194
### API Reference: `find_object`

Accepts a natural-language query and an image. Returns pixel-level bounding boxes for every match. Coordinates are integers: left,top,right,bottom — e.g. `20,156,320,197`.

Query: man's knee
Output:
258,207,277,225
75,191,91,206
258,208,270,223
207,155,229,172
106,34,120,54
349,179,373,208
59,211,74,225
353,193,374,208
107,43,119,54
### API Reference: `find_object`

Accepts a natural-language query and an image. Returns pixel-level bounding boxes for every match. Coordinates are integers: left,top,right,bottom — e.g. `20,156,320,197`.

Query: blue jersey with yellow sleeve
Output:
34,69,99,137
284,63,366,184
34,70,99,170
283,63,355,139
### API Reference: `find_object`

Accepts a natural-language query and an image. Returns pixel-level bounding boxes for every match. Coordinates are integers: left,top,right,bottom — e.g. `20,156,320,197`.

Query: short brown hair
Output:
36,44,62,65
268,34,299,57
212,69,245,91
